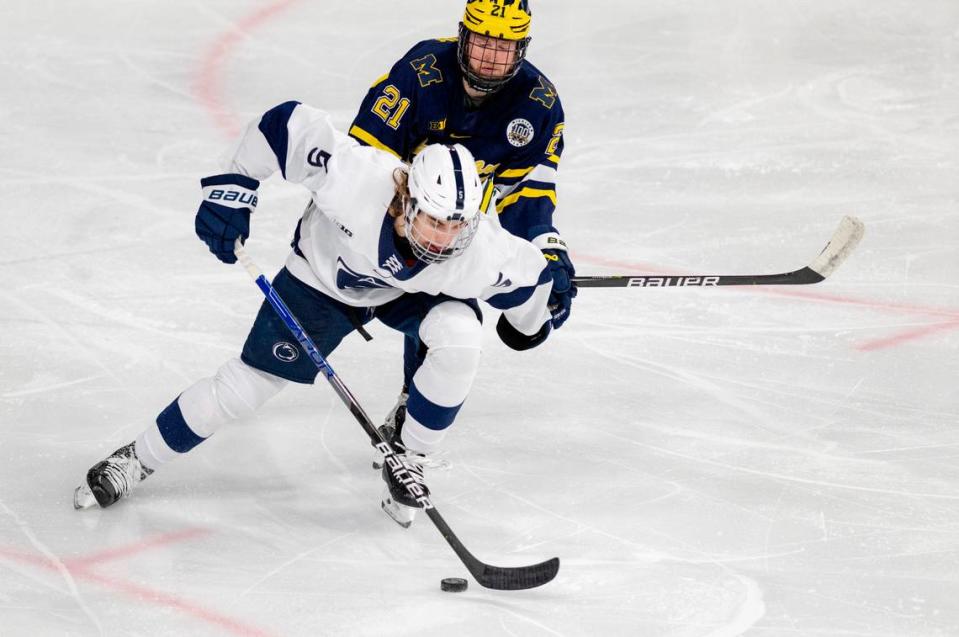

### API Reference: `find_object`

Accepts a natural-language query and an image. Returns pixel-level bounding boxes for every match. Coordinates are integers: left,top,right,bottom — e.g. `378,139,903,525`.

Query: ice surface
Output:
1,1,957,635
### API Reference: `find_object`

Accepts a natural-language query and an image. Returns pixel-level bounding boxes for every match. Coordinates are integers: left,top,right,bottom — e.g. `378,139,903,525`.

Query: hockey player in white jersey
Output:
74,101,553,527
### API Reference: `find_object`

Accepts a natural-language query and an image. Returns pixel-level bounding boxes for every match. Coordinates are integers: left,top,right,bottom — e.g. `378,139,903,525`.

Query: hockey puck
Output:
440,577,468,593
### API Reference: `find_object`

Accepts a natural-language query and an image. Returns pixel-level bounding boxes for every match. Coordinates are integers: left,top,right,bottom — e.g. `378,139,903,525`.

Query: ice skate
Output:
379,431,433,528
381,485,419,528
372,390,408,470
74,442,153,510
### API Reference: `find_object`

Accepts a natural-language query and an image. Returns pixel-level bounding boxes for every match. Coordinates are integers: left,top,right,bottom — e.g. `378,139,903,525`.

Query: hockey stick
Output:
234,241,559,591
572,215,864,288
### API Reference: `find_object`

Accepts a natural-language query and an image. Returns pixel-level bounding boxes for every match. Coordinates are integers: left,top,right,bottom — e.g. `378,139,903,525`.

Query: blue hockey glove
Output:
195,174,260,264
542,247,577,329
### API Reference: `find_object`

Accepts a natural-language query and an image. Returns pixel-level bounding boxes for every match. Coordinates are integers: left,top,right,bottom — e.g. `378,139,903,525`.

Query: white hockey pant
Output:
135,358,287,469
401,301,483,454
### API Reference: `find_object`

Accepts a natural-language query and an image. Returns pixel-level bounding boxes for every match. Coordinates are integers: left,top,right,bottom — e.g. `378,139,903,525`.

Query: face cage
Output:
457,23,529,94
403,198,480,264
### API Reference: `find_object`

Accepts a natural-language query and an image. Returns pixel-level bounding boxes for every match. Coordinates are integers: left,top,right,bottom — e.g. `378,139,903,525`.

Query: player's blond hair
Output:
388,167,410,219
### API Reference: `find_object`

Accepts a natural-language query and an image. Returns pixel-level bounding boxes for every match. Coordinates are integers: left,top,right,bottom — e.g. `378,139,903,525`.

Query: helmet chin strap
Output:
462,77,491,103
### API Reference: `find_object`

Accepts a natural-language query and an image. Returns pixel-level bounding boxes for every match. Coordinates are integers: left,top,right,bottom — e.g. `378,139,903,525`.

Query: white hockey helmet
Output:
405,143,483,263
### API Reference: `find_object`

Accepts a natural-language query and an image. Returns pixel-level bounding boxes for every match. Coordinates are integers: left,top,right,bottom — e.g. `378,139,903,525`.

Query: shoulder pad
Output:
528,75,560,111
390,39,456,90
512,61,561,112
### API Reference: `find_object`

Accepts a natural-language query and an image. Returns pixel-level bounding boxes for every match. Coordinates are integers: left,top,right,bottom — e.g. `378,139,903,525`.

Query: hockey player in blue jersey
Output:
74,102,553,528
349,0,576,447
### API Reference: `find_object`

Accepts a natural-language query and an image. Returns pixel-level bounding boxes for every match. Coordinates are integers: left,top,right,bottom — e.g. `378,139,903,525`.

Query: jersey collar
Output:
377,212,430,280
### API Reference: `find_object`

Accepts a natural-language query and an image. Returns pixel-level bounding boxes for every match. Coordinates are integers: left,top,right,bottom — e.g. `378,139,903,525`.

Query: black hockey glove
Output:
496,314,551,351
195,174,259,264
542,248,577,329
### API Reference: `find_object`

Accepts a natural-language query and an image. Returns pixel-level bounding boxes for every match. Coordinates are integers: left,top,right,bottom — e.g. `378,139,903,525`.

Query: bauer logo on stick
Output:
626,276,721,287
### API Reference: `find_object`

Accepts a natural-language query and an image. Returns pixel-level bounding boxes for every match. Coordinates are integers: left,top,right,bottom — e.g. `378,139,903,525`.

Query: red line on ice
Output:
64,527,211,568
81,570,276,637
188,0,959,352
0,528,274,637
854,320,959,352
193,0,301,137
574,253,959,349
16,2,317,631
0,546,50,567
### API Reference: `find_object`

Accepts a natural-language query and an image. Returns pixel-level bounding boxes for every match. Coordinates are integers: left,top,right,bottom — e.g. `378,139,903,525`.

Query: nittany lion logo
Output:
272,342,299,362
506,118,534,147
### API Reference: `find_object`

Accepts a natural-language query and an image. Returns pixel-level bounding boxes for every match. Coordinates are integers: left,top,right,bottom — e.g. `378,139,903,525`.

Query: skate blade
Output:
73,484,97,510
380,496,415,529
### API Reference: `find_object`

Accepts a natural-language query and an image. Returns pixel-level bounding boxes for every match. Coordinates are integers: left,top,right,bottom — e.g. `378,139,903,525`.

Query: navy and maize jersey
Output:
349,38,564,244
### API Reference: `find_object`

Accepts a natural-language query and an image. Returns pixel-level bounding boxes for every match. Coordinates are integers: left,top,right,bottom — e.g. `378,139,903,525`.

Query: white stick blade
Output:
808,215,865,278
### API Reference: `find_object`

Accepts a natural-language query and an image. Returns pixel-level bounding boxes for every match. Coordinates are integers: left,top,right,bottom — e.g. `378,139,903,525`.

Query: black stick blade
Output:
426,507,560,590
473,557,560,591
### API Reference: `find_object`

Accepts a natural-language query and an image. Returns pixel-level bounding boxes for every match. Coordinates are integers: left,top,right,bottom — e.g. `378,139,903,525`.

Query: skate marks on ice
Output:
0,498,104,633
454,450,769,635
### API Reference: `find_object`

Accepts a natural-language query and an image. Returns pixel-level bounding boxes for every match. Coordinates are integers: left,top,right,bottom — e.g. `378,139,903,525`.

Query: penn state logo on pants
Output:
272,341,300,362
506,118,534,147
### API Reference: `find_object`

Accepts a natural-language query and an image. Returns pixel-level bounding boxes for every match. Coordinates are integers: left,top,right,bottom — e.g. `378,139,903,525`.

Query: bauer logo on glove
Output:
195,173,260,264
206,188,258,207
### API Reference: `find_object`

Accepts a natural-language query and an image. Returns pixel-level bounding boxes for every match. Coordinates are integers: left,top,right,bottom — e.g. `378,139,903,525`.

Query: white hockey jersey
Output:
218,101,552,337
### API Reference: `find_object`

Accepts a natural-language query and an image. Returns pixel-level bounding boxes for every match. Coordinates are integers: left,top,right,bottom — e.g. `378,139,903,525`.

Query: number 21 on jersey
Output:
372,85,410,130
